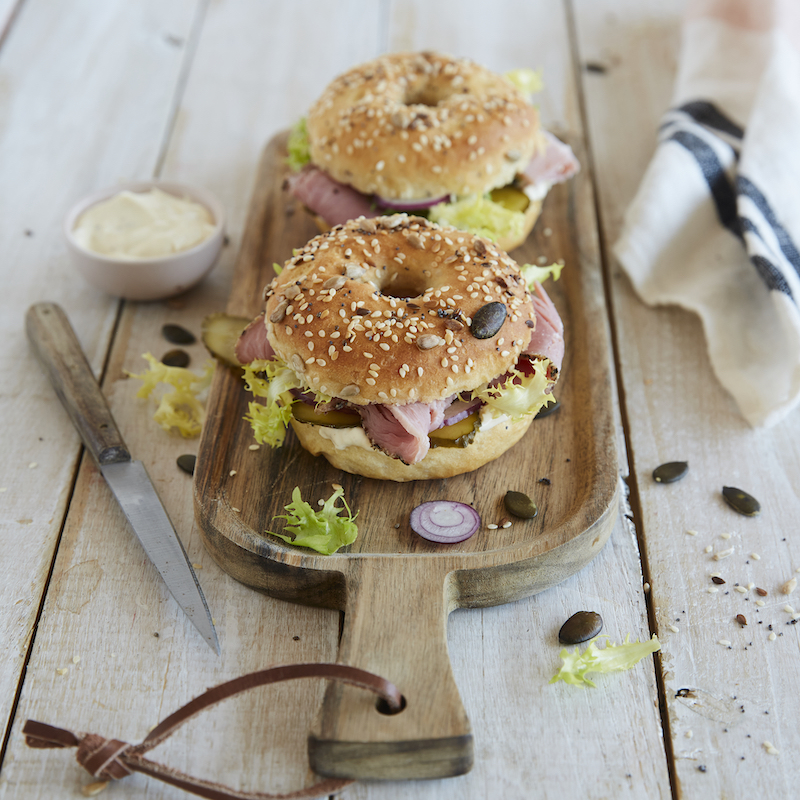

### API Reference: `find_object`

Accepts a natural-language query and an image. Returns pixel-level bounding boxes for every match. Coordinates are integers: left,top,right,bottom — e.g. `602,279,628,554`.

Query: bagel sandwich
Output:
232,215,564,482
285,51,579,253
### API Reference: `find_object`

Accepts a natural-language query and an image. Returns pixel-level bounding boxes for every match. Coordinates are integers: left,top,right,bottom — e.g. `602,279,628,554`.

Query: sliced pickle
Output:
200,312,251,366
490,185,530,214
429,412,480,449
291,402,361,428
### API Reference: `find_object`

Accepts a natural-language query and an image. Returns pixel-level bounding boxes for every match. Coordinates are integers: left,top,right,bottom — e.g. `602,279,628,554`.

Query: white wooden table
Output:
2,2,799,798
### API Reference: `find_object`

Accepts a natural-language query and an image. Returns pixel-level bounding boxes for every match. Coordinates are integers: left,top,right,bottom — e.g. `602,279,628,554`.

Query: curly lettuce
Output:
520,261,563,288
268,486,358,555
504,67,543,98
473,361,555,421
127,353,214,438
241,358,303,447
286,117,311,172
550,635,661,688
428,194,526,245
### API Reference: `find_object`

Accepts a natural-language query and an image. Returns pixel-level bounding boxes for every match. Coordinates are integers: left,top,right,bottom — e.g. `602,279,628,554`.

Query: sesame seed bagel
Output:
263,215,536,406
307,51,540,201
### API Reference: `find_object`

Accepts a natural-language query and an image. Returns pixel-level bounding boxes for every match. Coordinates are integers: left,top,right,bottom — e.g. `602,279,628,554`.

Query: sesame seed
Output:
720,532,732,540
704,545,713,553
735,586,748,594
707,587,719,594
718,639,732,647
751,552,761,560
668,624,679,633
714,548,734,560
755,600,765,607
686,529,698,536
768,632,777,642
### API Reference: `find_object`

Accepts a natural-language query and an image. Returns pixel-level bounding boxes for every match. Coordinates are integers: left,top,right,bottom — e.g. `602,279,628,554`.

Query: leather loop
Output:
23,662,403,800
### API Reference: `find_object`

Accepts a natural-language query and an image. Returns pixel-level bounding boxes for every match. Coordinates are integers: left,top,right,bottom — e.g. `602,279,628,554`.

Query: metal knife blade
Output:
26,302,220,654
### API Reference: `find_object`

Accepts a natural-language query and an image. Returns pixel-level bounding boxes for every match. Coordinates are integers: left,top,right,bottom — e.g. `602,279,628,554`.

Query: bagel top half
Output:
306,51,541,202
262,215,536,406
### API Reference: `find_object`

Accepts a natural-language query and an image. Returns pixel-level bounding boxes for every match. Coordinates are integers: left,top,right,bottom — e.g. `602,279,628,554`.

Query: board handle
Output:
308,559,473,780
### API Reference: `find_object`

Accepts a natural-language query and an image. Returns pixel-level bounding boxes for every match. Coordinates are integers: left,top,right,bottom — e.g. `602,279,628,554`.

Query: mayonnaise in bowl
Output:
73,187,216,259
64,180,225,301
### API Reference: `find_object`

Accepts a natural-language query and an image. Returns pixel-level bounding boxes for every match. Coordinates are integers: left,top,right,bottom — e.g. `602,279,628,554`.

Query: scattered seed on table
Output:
721,486,761,516
756,587,768,596
736,614,747,626
653,461,689,483
708,587,720,594
668,624,679,633
161,348,190,368
755,600,765,607
558,611,603,644
687,529,698,536
781,578,797,595
162,323,196,345
705,545,714,553
720,532,732,540
751,553,761,560
762,741,779,755
177,454,196,475
768,632,777,641
712,576,726,585
735,586,748,594
718,639,732,647
714,548,734,561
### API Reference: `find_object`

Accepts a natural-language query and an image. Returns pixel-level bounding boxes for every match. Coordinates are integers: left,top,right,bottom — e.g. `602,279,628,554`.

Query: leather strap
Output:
24,662,403,800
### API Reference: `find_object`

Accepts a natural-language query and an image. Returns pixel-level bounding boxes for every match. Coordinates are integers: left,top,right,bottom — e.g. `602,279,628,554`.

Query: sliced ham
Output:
234,312,275,364
286,165,378,227
520,131,580,198
525,281,564,372
359,399,448,464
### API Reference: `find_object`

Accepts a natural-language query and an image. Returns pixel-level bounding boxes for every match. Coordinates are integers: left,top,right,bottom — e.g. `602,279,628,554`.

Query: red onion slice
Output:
374,193,450,210
440,397,482,428
409,501,481,544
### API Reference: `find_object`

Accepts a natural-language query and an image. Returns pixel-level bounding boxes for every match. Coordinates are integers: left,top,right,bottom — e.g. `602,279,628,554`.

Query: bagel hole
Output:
404,81,455,108
379,270,429,300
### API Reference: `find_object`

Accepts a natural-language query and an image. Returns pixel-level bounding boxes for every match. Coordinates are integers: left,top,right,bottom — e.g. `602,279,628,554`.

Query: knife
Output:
26,302,220,654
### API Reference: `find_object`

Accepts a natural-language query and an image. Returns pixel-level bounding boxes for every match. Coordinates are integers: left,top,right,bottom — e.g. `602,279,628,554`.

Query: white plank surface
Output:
575,0,800,795
0,0,199,747
8,0,799,797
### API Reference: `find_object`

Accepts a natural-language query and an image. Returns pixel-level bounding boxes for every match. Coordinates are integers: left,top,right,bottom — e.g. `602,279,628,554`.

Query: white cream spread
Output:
73,188,215,259
318,426,372,451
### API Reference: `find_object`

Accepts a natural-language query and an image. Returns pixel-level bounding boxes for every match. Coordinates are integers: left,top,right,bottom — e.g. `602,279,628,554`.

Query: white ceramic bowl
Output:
64,180,225,301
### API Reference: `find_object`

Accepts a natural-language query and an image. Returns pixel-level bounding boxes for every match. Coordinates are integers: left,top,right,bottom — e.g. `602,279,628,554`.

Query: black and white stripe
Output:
660,99,799,303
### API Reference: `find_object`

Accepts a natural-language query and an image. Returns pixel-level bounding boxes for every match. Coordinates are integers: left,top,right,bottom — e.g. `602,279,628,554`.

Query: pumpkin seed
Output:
470,302,506,339
503,490,537,519
535,399,560,419
722,486,761,516
559,611,603,644
161,349,190,368
177,454,196,475
653,461,689,483
162,323,196,345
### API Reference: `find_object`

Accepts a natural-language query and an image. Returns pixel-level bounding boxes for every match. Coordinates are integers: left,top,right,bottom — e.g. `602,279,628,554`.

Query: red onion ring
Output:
374,193,450,210
409,501,481,544
440,397,482,427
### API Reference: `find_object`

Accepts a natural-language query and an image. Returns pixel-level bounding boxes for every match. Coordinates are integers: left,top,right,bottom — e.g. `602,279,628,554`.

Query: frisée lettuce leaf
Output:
473,360,555,421
550,634,661,688
127,353,214,438
520,261,563,289
504,67,543,98
268,485,358,555
286,117,311,172
242,358,302,447
428,194,526,245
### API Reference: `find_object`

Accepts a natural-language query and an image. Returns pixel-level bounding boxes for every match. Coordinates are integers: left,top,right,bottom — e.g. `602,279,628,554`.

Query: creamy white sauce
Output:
523,180,552,203
318,426,372,451
478,408,512,431
73,188,215,259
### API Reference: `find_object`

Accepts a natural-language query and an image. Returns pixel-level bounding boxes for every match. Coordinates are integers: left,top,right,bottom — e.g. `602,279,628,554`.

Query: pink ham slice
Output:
525,282,564,372
359,399,448,464
521,131,580,188
234,313,275,364
286,166,378,227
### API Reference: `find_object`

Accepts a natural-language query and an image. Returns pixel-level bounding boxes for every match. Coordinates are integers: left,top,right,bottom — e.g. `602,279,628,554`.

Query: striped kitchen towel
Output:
615,0,800,427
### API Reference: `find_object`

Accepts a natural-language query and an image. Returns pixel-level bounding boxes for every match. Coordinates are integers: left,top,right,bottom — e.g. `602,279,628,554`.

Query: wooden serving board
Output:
194,131,618,781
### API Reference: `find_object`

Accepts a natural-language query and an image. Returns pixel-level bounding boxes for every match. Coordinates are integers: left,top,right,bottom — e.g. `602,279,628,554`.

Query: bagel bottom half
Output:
289,410,534,482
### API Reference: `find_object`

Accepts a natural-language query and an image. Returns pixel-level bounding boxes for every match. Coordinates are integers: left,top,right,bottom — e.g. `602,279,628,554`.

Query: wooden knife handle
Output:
26,302,131,466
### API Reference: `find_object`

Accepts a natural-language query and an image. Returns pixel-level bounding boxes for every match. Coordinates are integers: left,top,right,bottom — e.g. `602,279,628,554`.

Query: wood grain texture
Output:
575,0,800,795
1,2,679,798
192,126,619,778
0,0,199,750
